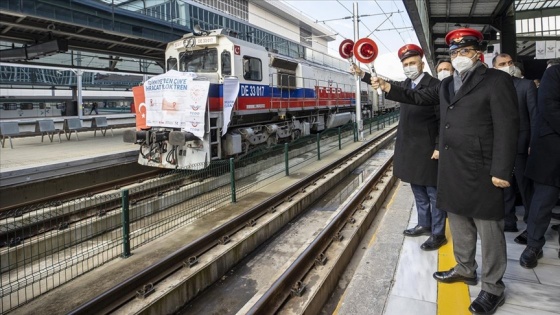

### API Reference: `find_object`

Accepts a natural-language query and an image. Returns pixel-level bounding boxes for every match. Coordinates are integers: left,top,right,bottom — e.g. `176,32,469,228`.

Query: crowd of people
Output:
353,28,559,315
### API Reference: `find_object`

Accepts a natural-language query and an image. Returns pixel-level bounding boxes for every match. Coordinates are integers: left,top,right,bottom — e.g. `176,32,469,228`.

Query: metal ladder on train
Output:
209,111,222,160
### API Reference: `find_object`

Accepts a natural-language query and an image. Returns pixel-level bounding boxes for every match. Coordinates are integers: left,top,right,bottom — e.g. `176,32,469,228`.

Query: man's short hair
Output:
547,58,560,66
436,58,452,68
491,53,511,66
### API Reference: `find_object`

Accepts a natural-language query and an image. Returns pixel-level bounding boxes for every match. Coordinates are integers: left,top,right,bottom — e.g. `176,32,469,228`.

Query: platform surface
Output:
337,181,560,315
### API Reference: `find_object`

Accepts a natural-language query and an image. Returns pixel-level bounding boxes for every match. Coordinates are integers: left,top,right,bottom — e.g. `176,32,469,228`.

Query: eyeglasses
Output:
449,48,478,57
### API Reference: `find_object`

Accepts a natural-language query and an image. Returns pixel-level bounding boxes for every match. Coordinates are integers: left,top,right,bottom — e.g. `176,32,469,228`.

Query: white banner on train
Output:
144,70,209,138
222,77,240,136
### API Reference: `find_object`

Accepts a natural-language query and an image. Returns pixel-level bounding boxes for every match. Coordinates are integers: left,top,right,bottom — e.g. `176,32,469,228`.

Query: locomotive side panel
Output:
128,29,386,169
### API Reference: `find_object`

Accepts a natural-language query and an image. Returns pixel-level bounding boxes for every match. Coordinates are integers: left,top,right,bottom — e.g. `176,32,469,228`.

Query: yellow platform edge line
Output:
437,219,471,315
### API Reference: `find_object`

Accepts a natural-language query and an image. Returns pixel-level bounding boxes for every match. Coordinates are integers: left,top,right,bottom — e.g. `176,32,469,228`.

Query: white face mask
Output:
496,65,515,76
452,54,476,74
437,70,451,80
403,65,420,80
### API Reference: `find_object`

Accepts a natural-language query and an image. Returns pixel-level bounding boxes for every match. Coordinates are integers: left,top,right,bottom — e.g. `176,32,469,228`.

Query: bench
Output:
35,120,61,143
63,118,83,141
0,122,19,149
92,116,113,137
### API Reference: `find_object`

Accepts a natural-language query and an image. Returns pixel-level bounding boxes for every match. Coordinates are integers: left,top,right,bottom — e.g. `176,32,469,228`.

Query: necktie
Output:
411,82,417,89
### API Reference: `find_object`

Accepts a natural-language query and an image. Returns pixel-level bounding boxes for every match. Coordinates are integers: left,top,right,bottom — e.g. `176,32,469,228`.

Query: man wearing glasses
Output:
370,28,519,315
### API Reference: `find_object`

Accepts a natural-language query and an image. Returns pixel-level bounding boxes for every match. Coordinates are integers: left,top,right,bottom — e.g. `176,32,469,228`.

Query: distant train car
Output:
0,96,132,118
125,29,387,170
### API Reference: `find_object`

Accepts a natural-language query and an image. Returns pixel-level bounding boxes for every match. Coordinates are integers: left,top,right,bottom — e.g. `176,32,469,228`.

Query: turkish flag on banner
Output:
132,86,148,130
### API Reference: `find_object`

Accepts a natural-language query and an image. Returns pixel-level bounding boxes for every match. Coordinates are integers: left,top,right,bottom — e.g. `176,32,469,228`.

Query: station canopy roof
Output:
403,0,560,71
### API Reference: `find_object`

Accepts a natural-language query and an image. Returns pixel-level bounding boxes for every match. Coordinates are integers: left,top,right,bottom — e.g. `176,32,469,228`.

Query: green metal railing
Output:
0,111,399,313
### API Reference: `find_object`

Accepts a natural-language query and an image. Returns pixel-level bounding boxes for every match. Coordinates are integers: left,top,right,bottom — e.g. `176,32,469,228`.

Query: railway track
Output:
68,128,397,315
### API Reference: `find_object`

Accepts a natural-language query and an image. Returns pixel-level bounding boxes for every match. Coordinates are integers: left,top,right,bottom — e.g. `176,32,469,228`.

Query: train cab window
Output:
167,57,178,71
178,48,218,73
221,50,232,76
243,56,262,81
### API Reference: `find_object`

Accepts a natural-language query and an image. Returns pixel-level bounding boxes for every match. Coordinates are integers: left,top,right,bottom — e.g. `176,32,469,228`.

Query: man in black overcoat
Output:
492,53,538,235
370,28,519,315
521,64,560,267
356,44,446,250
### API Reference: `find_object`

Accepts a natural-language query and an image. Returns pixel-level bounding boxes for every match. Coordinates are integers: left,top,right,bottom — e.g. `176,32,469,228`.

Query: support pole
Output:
76,70,83,118
317,133,321,160
353,2,363,141
230,158,236,203
121,190,131,258
284,143,289,176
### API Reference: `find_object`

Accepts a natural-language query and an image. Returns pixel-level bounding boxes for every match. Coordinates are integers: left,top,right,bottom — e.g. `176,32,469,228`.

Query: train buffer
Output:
1,121,19,149
35,119,62,143
92,116,114,137
63,118,83,141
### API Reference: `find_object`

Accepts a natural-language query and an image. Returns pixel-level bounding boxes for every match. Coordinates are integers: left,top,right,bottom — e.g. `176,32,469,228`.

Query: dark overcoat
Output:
363,73,440,186
512,77,538,154
525,65,560,188
385,65,519,220
392,75,440,186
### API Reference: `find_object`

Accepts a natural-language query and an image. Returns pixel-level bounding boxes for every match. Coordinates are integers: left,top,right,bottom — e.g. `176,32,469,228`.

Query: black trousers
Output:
504,153,533,227
526,182,560,249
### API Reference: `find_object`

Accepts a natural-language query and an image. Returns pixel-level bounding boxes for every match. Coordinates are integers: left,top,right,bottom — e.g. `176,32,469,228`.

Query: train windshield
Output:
178,48,218,73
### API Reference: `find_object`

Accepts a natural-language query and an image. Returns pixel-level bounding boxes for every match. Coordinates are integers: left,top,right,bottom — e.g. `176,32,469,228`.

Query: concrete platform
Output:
336,181,560,315
0,128,138,187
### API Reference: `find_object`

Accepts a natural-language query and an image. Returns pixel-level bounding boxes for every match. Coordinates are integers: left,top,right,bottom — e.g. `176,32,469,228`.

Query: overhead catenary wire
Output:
333,0,391,51
372,0,407,44
394,1,415,40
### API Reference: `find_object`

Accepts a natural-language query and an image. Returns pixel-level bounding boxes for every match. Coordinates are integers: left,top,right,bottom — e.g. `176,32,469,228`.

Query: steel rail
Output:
247,155,394,314
69,127,397,315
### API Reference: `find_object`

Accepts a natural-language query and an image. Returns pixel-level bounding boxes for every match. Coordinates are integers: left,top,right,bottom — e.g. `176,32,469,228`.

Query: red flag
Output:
132,86,147,130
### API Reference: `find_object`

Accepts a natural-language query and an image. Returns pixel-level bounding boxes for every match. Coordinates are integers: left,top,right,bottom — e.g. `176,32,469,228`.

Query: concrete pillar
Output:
501,12,517,61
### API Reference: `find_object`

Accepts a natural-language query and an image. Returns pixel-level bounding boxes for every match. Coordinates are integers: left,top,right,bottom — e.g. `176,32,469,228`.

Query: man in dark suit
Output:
492,53,538,235
436,58,454,80
355,44,446,250
371,28,519,315
521,64,560,266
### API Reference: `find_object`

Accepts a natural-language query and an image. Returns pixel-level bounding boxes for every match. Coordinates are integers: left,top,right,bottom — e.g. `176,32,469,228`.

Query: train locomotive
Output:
124,28,394,170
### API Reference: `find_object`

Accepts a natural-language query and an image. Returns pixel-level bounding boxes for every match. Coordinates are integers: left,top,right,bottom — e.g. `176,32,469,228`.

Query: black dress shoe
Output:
520,246,543,269
552,224,559,231
468,290,505,315
421,234,447,251
514,230,528,245
403,225,431,237
504,225,518,232
433,267,478,285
